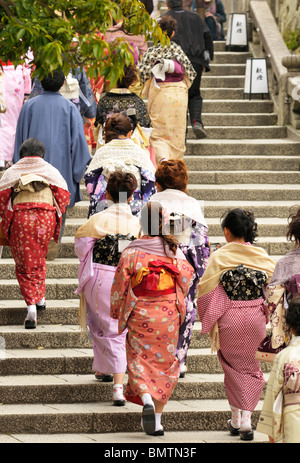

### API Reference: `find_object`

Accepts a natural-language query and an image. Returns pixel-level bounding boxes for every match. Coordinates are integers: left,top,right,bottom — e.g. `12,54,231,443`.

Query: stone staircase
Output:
0,39,300,443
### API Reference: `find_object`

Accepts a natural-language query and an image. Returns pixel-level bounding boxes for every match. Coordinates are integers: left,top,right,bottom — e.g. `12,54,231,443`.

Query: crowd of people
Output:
0,0,299,444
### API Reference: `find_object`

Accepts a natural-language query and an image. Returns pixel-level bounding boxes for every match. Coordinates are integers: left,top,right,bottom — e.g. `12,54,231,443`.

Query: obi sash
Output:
131,260,180,297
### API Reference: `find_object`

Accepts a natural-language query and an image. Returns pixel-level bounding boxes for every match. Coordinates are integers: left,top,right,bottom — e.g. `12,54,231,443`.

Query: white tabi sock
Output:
141,393,154,408
26,305,37,321
36,297,45,306
155,413,163,431
230,405,241,429
113,384,125,401
240,410,252,431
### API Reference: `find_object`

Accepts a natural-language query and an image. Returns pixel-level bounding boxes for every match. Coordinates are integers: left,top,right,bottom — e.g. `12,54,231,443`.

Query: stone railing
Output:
249,0,300,129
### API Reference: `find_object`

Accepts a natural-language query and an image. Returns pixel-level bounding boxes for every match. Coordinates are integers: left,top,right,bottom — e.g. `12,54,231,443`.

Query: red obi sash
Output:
131,260,180,297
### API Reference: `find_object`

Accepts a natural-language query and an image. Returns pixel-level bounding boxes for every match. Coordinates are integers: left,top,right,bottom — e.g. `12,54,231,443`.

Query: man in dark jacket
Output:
164,0,214,138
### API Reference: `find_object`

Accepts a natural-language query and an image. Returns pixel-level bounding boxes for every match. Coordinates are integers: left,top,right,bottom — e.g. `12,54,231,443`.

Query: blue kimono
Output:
13,91,91,207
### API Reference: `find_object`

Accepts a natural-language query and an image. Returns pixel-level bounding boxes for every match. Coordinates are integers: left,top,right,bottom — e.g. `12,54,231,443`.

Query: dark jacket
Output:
163,7,214,65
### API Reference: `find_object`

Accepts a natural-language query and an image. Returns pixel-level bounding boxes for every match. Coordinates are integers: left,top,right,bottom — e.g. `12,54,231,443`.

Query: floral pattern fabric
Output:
9,203,57,305
92,234,135,267
110,246,194,406
176,220,210,365
221,264,268,301
85,166,155,218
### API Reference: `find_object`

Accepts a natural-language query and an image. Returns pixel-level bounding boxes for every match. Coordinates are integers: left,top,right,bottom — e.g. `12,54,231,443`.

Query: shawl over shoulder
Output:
197,242,276,298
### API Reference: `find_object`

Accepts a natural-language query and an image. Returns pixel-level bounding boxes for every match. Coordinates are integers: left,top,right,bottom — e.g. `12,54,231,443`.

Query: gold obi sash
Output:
13,174,53,206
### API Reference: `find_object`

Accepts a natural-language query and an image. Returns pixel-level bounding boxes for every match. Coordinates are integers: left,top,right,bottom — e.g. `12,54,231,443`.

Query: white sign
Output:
226,13,248,47
244,58,269,95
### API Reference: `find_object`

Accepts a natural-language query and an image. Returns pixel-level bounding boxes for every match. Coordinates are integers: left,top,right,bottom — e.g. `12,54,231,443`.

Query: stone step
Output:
0,371,270,404
187,184,300,201
0,347,272,377
194,113,278,126
186,125,287,139
202,200,300,219
188,170,300,184
202,76,246,88
0,322,208,349
212,41,226,52
0,278,79,300
0,373,226,404
0,430,268,443
213,52,252,64
201,88,251,99
207,217,289,237
186,139,300,156
0,399,264,434
202,100,274,113
0,258,80,280
0,299,79,325
210,64,246,75
0,322,204,349
65,200,299,220
184,155,298,171
1,235,290,260
80,172,300,202
208,235,292,255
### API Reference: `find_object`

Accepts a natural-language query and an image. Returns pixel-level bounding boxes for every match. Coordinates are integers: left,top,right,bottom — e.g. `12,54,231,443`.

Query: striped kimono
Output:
197,242,275,411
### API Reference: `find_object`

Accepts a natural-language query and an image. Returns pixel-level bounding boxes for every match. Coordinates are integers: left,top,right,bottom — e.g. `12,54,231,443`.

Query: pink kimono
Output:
110,237,194,406
74,203,140,375
0,62,32,162
75,236,128,374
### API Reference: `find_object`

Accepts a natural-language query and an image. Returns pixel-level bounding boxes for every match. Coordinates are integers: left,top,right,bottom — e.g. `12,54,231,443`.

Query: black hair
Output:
41,69,65,92
106,171,137,203
166,0,183,8
287,205,300,246
158,15,177,38
117,64,138,89
285,296,300,336
221,208,258,244
104,113,133,143
19,138,46,159
140,201,178,256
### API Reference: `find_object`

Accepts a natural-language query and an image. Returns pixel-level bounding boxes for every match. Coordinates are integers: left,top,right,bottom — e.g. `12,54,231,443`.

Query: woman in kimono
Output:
197,209,275,440
139,15,196,163
0,60,31,169
257,206,300,362
94,64,151,152
111,201,194,435
0,138,70,328
75,171,140,406
84,113,156,218
150,159,210,377
257,296,300,443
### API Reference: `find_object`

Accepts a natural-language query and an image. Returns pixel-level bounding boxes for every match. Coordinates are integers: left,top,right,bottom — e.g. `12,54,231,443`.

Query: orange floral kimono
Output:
111,237,194,406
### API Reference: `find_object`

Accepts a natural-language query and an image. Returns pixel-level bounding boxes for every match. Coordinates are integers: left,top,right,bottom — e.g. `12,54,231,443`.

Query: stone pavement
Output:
0,430,267,443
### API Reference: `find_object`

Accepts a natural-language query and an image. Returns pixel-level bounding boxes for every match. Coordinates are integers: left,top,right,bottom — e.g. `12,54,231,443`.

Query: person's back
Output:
169,8,207,61
164,0,213,139
164,3,213,63
13,69,91,207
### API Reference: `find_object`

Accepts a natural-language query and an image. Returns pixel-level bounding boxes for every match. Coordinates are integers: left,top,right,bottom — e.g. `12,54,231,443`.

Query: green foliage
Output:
0,0,169,87
284,29,300,52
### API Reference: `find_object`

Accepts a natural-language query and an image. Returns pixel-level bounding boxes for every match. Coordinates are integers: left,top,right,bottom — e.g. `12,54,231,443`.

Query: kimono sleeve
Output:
256,353,284,440
0,188,11,219
197,283,231,334
176,258,195,298
110,249,137,333
70,106,91,183
50,186,71,214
